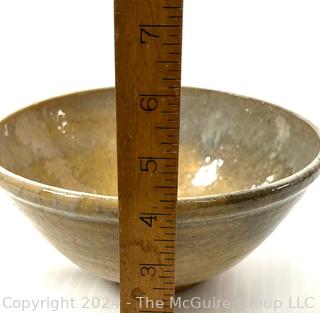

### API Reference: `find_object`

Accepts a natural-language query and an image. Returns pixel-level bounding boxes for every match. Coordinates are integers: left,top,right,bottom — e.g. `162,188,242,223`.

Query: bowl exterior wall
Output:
10,191,304,287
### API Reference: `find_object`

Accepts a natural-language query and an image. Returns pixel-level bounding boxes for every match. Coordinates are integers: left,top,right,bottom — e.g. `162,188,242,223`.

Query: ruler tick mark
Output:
139,24,182,28
162,77,179,81
154,186,177,189
157,60,181,64
156,126,179,130
163,6,183,9
163,43,182,46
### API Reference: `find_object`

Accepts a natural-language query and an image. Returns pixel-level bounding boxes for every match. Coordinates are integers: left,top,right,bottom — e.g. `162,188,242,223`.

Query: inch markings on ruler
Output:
115,1,183,313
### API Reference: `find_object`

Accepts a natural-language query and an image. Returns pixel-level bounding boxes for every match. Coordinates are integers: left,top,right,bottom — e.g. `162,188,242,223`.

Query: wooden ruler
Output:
115,1,183,313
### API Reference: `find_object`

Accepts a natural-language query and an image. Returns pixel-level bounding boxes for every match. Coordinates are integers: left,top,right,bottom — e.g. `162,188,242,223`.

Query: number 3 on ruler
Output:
140,266,156,277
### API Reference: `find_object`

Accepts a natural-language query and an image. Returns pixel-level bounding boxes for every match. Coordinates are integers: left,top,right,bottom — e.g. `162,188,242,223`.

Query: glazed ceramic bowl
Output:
0,87,320,289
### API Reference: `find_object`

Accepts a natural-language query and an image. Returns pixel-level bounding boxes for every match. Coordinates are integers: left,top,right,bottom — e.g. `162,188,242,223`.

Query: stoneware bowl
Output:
0,87,320,290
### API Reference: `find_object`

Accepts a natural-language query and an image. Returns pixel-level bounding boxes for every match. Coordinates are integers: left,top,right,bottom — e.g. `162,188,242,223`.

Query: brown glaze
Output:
0,87,320,288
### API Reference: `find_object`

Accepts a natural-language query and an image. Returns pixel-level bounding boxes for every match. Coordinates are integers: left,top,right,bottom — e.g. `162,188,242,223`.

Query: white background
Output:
0,0,320,312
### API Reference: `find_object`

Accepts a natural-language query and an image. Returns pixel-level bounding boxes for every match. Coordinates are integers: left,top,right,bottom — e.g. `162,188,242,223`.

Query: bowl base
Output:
176,283,199,293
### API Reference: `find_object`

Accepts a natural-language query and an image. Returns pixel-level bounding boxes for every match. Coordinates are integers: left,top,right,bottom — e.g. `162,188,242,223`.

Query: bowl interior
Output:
0,88,319,198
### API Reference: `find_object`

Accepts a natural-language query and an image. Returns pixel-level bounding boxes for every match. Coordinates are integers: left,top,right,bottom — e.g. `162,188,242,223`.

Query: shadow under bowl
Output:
0,87,320,289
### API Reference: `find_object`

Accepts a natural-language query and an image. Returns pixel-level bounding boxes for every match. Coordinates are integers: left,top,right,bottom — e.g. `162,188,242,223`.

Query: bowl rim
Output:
0,86,320,210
